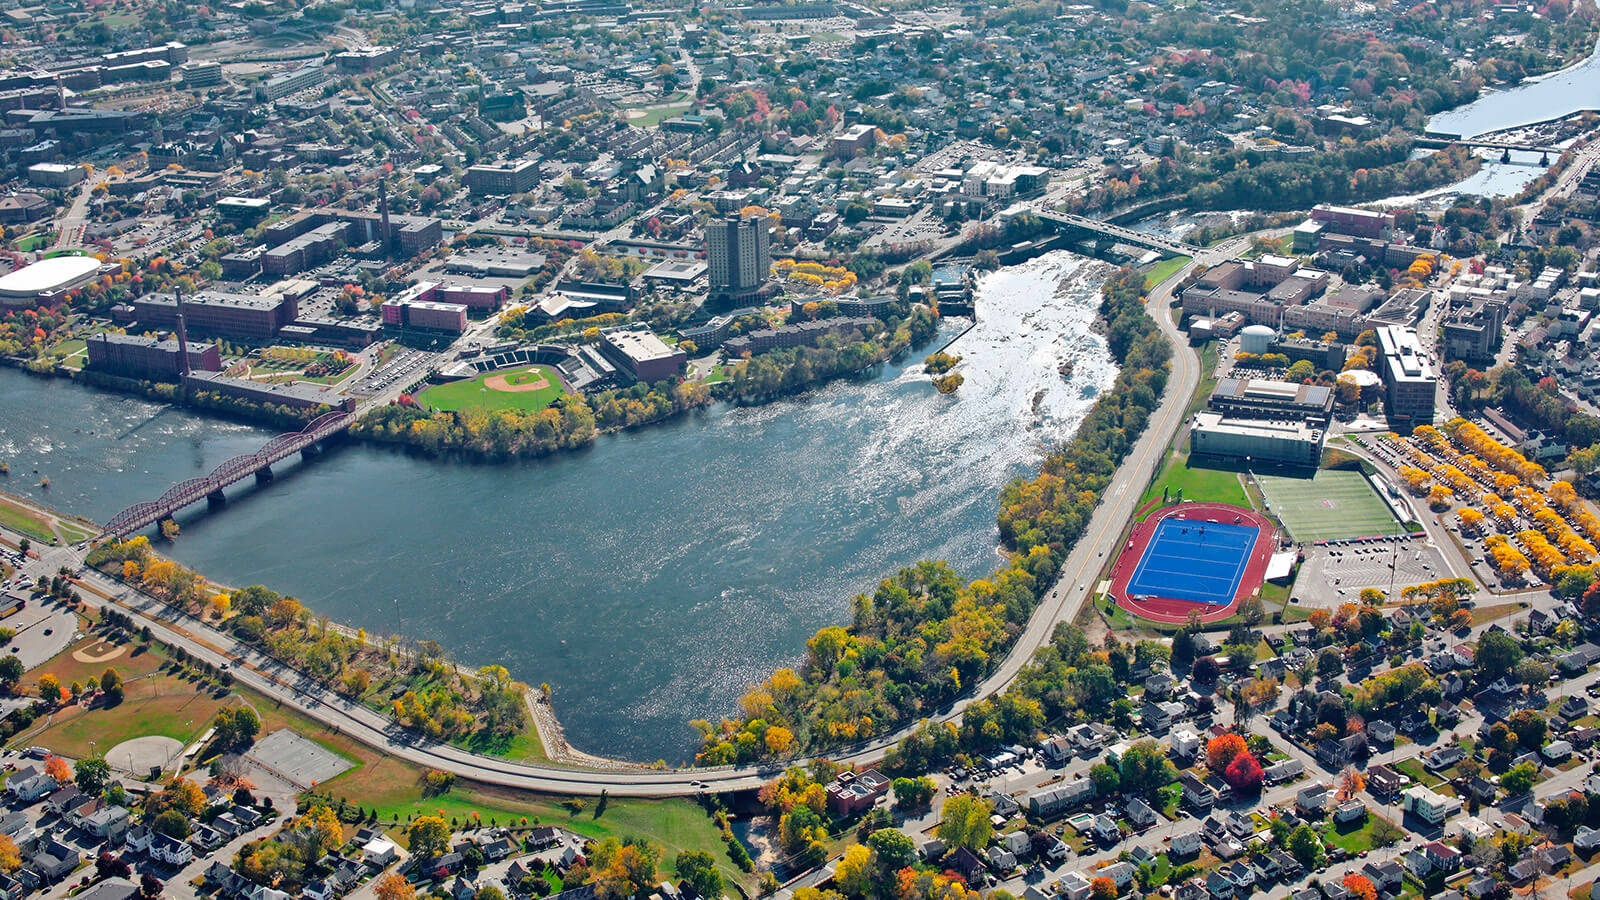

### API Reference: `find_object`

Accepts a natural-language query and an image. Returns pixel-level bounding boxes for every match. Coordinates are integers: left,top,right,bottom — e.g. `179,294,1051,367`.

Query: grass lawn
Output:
12,233,55,252
630,102,694,128
419,365,571,414
1394,758,1445,789
0,496,56,543
452,725,546,763
1255,469,1401,542
16,672,227,758
246,694,749,890
1139,449,1250,511
1144,255,1192,291
1470,601,1527,626
34,634,163,688
1320,815,1388,854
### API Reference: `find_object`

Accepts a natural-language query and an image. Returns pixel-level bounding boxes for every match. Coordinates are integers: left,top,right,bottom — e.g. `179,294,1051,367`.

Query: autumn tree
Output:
936,794,993,851
1090,877,1117,900
302,804,344,858
408,815,450,859
1342,874,1377,900
591,837,660,900
375,873,415,900
44,755,71,784
1223,752,1264,792
833,844,873,898
1206,733,1247,777
0,835,19,873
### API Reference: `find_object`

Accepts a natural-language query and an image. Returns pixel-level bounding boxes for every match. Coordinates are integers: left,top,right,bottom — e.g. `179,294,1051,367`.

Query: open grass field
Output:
0,496,55,543
248,694,748,889
1144,255,1192,291
1139,450,1250,512
16,672,227,758
419,365,570,413
1255,469,1401,542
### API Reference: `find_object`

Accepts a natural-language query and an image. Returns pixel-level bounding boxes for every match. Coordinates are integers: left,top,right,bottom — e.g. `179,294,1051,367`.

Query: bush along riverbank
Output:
693,267,1172,764
352,306,940,459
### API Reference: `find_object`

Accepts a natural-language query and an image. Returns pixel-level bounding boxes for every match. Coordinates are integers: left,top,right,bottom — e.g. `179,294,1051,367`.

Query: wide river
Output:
0,252,1115,762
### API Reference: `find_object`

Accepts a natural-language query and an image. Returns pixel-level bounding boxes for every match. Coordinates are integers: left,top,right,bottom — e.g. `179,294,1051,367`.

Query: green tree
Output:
1286,824,1324,868
674,851,723,900
1476,630,1523,682
1501,761,1538,795
1286,359,1317,383
151,809,189,839
75,757,111,795
936,794,993,851
865,828,917,881
890,776,935,809
1089,763,1121,796
1118,740,1176,797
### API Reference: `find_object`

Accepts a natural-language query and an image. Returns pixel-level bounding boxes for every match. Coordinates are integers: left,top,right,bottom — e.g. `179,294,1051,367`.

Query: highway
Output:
4,242,1245,796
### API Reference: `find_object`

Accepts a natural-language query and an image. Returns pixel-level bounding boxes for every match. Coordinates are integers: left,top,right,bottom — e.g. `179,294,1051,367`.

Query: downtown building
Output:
706,213,771,302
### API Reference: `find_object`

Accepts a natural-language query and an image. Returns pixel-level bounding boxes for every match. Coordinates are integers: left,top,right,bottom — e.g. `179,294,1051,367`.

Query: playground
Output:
1109,502,1277,624
418,365,571,413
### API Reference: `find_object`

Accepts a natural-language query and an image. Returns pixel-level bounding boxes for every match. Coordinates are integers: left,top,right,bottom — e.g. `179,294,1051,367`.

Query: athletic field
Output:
1125,517,1256,606
1256,469,1401,543
419,365,570,413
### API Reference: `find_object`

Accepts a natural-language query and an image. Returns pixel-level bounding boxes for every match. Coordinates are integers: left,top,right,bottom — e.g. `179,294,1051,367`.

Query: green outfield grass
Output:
1255,468,1401,542
419,365,570,413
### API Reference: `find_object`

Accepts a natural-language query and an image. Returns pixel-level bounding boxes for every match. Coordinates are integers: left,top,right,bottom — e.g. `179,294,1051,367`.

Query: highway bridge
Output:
1416,135,1560,163
1033,209,1199,257
99,410,355,541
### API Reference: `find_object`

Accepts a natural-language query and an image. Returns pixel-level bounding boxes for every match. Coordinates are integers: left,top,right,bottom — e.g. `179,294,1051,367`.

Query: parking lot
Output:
1291,535,1454,607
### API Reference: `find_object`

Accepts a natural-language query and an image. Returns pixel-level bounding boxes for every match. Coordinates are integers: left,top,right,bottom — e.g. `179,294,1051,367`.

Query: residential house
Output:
1540,844,1574,873
1333,800,1366,825
1366,764,1405,796
76,879,138,900
1170,831,1203,859
81,805,130,841
1543,740,1575,763
1101,862,1136,890
1125,798,1158,829
1206,871,1235,899
1171,729,1202,760
1264,759,1304,785
1059,872,1092,900
1295,783,1329,818
1424,745,1466,771
1403,786,1463,826
1362,860,1403,893
4,767,56,803
1315,738,1351,769
149,833,193,866
1368,721,1396,745
363,838,400,867
1028,780,1096,819
1424,841,1462,873
1089,814,1121,844
1039,736,1073,764
1180,772,1217,811
1576,825,1600,853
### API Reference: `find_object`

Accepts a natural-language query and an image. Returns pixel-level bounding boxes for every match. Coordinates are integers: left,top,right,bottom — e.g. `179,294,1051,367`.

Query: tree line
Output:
694,268,1171,763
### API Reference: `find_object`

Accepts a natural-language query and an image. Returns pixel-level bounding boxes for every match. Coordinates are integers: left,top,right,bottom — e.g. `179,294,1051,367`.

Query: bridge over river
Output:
1033,209,1200,257
99,410,355,541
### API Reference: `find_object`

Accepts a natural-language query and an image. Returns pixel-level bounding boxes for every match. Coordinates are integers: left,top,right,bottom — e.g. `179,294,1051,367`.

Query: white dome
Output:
0,256,101,299
1241,324,1277,337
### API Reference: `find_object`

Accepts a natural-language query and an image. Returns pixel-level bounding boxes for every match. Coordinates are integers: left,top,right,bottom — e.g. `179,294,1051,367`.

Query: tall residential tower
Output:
706,213,771,301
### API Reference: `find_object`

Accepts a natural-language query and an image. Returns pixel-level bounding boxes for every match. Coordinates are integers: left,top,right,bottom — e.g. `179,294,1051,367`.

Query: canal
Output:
0,251,1116,762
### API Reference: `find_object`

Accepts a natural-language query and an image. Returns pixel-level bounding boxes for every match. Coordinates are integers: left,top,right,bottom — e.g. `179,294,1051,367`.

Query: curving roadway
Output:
14,240,1255,796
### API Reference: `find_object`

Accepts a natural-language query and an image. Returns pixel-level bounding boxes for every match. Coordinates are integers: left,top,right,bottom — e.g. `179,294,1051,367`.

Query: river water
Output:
0,252,1115,762
1427,34,1600,139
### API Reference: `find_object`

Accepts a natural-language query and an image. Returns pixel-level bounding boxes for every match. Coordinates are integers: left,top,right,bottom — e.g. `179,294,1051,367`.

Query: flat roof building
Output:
26,162,84,188
131,290,299,341
1376,324,1436,433
1190,412,1324,468
0,255,102,307
86,332,221,381
1209,377,1336,426
465,158,540,195
598,324,686,384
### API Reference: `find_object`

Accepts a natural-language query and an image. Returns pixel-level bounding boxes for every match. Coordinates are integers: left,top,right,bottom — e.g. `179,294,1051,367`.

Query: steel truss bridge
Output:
100,410,353,541
1034,209,1200,257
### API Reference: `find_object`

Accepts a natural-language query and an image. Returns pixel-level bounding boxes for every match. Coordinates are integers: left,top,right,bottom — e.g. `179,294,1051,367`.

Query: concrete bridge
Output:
1416,135,1560,164
1033,209,1199,257
99,410,354,541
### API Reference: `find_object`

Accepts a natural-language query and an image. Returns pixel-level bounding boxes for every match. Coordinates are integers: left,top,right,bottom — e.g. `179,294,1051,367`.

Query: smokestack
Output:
379,179,393,260
174,286,192,379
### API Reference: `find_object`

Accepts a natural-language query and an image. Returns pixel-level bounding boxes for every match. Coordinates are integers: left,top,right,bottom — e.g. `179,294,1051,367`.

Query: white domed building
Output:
0,256,103,308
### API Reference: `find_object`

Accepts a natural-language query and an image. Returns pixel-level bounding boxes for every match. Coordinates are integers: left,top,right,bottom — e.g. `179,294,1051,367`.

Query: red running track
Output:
1108,502,1277,624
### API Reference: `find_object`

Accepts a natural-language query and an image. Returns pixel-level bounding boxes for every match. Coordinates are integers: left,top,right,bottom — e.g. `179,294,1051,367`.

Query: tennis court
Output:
1125,517,1257,606
1256,469,1401,543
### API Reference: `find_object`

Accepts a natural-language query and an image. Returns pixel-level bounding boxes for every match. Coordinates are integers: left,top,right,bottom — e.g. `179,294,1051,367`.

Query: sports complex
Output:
1108,501,1277,624
418,364,572,413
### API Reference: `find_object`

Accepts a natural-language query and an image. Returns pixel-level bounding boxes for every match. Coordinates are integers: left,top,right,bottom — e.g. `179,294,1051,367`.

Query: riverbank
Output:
0,254,1116,762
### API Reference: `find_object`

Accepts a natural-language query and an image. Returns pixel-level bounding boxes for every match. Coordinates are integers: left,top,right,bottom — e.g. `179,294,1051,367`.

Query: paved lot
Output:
1292,537,1452,606
2,603,79,670
243,728,352,790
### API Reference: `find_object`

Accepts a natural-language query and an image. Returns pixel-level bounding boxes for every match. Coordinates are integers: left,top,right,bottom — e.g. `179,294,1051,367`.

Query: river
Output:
0,252,1115,762
1427,33,1600,139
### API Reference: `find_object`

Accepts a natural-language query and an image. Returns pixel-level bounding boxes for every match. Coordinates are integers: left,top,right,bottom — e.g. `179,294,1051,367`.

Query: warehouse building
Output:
131,290,300,341
381,299,468,334
86,332,221,380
